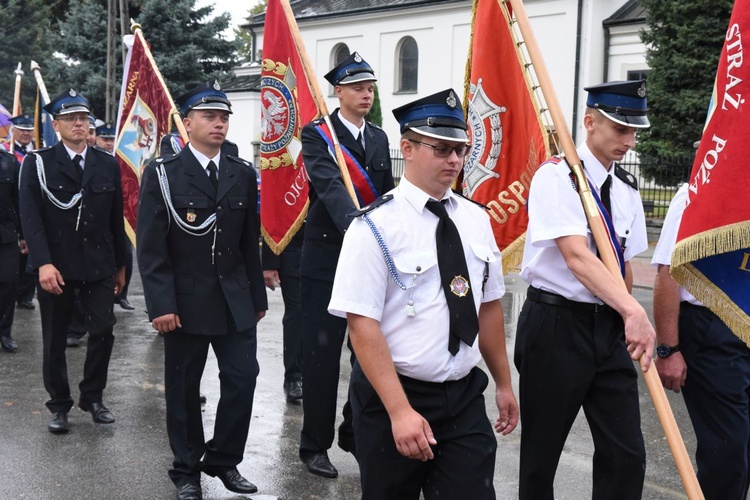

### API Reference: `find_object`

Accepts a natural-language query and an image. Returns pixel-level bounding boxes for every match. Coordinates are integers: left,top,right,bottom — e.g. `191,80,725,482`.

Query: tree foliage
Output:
365,83,382,127
0,0,65,113
135,0,240,99
638,0,733,185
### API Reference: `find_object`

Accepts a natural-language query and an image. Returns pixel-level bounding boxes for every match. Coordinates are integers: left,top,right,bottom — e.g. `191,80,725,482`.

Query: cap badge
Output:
354,53,362,63
450,275,470,297
213,80,221,90
446,91,457,108
637,82,646,98
69,89,77,97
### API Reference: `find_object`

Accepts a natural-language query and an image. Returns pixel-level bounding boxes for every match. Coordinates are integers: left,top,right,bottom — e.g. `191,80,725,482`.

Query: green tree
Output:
638,0,733,185
136,0,240,99
0,0,64,113
365,83,382,127
235,0,267,62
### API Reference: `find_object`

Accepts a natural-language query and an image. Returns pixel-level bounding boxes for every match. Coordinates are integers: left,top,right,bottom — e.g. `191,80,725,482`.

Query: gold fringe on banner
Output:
261,198,310,256
501,234,525,274
671,221,750,267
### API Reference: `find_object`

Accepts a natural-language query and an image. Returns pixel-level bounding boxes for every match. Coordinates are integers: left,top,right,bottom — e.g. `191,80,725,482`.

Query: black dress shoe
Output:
117,297,135,310
48,412,69,433
79,402,115,424
199,393,207,404
1,336,18,353
203,467,257,494
284,379,303,402
176,482,202,500
16,300,35,310
66,335,80,348
304,451,338,478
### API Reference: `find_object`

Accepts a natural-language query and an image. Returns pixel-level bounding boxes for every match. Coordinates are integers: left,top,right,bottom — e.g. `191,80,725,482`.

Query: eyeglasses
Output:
56,114,89,123
408,139,471,158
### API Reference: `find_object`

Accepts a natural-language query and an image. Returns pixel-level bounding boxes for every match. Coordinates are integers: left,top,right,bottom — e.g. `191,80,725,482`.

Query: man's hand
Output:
263,270,280,290
256,310,266,322
113,267,126,296
152,313,181,333
38,264,64,295
390,407,437,461
494,386,519,435
18,239,29,255
623,307,656,371
655,353,687,393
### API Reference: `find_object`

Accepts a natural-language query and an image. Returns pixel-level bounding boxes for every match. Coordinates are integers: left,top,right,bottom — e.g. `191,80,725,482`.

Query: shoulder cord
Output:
363,213,416,316
34,153,82,210
156,164,216,236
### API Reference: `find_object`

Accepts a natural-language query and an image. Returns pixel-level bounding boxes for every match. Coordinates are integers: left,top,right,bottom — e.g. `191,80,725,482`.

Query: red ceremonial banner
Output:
260,0,318,255
463,0,549,271
672,0,750,342
114,29,177,245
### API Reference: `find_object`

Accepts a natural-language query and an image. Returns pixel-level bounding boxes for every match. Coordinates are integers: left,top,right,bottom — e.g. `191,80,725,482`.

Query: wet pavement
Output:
0,249,709,500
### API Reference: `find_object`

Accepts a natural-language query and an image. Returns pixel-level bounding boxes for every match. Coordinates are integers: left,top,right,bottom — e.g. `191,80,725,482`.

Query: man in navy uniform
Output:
95,122,116,154
6,114,36,311
19,88,127,433
299,51,394,478
329,89,518,498
515,80,655,499
137,81,267,500
652,184,750,500
0,149,21,353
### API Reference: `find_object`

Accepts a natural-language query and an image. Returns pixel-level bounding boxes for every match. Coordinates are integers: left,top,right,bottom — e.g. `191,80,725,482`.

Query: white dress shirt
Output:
651,184,701,305
328,176,505,382
188,143,220,176
520,143,648,303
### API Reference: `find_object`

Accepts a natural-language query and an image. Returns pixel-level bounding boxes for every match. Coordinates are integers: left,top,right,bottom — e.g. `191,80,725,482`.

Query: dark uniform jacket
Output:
19,142,127,281
300,109,394,282
0,151,20,281
136,146,267,335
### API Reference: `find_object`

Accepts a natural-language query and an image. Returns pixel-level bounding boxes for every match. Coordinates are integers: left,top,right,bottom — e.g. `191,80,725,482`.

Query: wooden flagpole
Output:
278,0,359,208
505,0,703,498
29,61,61,142
10,63,23,154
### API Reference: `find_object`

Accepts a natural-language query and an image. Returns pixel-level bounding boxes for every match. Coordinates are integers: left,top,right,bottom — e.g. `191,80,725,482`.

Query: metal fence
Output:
388,148,693,219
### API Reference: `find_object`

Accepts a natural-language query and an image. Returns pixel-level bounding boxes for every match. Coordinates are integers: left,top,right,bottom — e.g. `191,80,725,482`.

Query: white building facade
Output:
225,0,649,160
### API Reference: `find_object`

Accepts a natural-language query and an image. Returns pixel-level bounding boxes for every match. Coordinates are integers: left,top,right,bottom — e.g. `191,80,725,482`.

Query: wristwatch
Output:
656,344,680,358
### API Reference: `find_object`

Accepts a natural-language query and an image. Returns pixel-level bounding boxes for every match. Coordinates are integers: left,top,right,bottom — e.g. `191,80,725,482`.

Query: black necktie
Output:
601,175,612,216
425,200,479,355
206,160,219,190
357,131,364,151
73,154,84,179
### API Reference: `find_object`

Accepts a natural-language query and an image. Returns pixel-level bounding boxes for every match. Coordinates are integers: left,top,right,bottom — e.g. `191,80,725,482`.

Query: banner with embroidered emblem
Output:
259,0,320,255
315,124,378,206
671,1,750,344
115,24,179,246
463,0,550,272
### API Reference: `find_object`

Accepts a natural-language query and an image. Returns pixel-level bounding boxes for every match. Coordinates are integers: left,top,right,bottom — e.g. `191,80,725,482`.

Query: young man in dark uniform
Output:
0,149,21,353
515,80,655,499
6,114,36,311
19,88,127,433
137,81,267,500
299,52,394,478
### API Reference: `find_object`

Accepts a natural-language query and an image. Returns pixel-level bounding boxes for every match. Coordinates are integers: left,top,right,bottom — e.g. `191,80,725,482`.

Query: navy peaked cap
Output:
324,52,377,86
392,88,468,143
584,80,650,128
44,88,91,116
10,114,34,130
175,80,233,116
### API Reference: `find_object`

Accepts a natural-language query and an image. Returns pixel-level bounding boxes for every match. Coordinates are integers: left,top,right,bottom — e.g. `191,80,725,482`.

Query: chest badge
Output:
450,276,471,297
186,210,197,223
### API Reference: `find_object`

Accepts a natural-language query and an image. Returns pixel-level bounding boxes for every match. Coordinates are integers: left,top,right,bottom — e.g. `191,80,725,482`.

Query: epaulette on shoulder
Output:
614,164,638,190
154,154,178,166
452,189,489,210
311,117,325,126
33,145,54,154
366,121,383,131
350,193,394,217
226,155,255,170
540,155,564,167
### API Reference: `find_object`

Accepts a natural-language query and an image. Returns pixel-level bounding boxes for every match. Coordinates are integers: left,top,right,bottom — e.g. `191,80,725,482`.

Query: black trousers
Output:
350,363,497,500
280,273,303,383
679,303,750,500
164,326,259,488
300,276,354,458
16,251,35,304
117,239,133,301
0,280,16,338
514,294,645,500
37,278,116,413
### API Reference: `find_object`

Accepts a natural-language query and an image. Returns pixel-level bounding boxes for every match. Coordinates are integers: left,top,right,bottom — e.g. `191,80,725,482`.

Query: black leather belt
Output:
527,286,612,314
